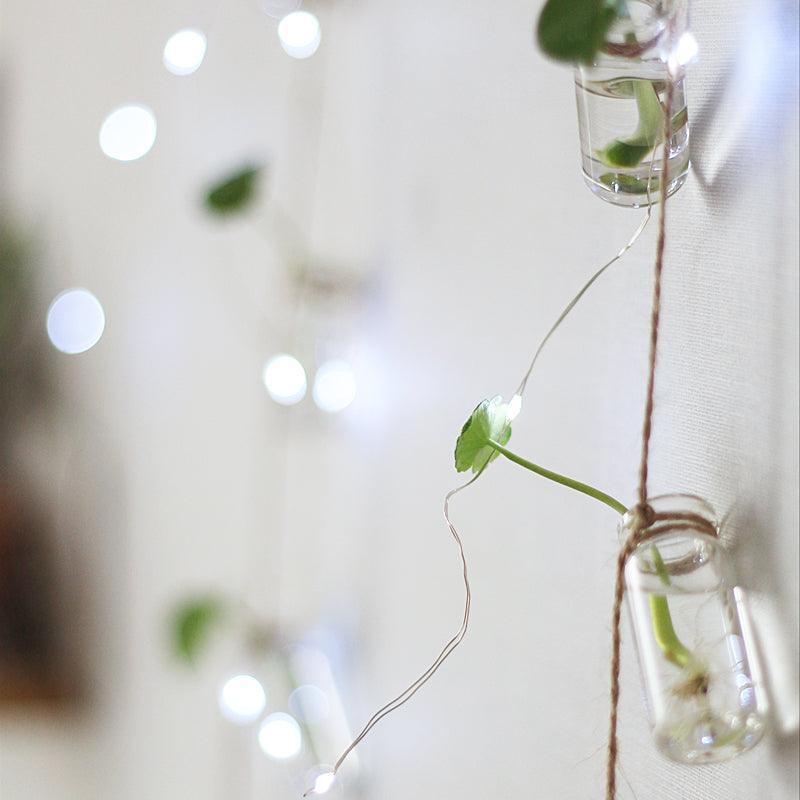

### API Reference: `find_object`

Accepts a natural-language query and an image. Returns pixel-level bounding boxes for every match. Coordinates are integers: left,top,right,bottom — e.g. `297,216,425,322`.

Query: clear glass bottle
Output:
574,0,690,207
620,495,768,763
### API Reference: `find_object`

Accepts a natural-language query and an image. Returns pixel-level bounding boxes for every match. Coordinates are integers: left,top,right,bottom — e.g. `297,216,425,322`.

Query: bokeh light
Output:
99,105,157,161
668,31,699,74
218,674,267,724
289,684,330,724
258,712,302,759
260,0,301,19
313,360,356,413
313,771,336,794
277,11,321,59
46,288,105,354
262,354,307,405
163,29,207,75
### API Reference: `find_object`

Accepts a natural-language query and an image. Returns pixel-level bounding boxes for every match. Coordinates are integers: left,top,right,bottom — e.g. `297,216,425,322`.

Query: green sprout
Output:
454,399,696,673
454,396,513,474
598,82,690,169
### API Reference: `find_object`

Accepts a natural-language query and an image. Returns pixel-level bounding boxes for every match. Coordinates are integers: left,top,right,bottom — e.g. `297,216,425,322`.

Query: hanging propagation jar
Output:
574,0,691,207
619,494,769,763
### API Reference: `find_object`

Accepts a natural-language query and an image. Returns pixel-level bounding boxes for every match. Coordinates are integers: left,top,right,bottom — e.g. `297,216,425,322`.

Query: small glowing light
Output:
218,674,267,724
258,712,302,759
260,0,301,19
312,360,356,413
313,772,336,794
99,105,157,161
668,31,699,75
277,11,321,59
46,288,105,354
263,354,307,405
289,685,330,724
506,393,522,421
163,29,207,75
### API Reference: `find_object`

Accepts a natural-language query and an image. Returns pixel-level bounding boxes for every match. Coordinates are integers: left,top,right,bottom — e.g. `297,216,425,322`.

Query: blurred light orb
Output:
46,288,105,354
258,713,302,759
163,29,207,75
506,393,522,421
263,354,307,405
668,31,699,74
313,772,336,794
218,674,267,724
260,0,301,19
289,684,330,724
277,11,321,59
99,105,157,161
313,359,356,413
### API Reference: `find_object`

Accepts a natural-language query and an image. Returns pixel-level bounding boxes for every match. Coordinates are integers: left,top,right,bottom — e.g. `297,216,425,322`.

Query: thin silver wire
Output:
515,203,653,397
301,472,481,797
306,173,656,796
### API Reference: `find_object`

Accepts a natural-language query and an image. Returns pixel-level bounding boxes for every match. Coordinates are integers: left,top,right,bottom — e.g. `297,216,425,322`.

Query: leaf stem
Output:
649,594,693,668
486,439,627,515
486,438,696,672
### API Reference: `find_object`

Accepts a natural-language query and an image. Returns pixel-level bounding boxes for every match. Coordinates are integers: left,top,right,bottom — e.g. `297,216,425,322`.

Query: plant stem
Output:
598,81,689,169
649,594,692,668
486,439,627,515
486,439,695,671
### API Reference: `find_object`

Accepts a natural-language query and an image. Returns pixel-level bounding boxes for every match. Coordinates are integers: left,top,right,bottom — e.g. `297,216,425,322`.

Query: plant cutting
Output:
537,0,692,206
452,394,767,763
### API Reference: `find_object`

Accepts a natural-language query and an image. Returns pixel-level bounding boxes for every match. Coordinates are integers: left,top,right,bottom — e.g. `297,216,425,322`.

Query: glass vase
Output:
574,0,691,207
620,494,768,763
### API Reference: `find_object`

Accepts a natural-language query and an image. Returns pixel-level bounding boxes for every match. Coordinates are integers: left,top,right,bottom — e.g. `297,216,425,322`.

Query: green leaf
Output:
536,0,624,64
598,79,664,167
597,89,689,170
454,396,513,474
204,165,263,215
171,596,227,665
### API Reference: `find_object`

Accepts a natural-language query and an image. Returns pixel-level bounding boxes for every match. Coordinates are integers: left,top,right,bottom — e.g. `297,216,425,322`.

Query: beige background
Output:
0,0,797,798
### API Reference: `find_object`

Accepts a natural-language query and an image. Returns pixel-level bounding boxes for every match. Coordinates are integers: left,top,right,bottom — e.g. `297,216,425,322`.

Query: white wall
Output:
1,1,797,799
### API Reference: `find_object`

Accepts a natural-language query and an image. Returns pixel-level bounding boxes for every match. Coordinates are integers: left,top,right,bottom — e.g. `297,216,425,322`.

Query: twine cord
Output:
606,67,681,800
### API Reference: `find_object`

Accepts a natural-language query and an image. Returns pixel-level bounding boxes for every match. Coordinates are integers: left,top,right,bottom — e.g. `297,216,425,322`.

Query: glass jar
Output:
574,0,691,207
619,495,768,763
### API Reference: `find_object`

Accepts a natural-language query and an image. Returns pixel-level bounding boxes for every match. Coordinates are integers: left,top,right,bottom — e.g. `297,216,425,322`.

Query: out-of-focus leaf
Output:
171,595,227,665
204,165,263,215
536,0,625,64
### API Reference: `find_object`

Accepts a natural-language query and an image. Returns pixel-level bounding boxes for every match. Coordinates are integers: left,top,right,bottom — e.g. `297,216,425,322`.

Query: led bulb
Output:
99,105,157,161
313,772,336,794
277,11,321,59
46,288,105,354
218,674,267,724
263,354,307,405
258,713,303,759
313,360,356,413
668,31,699,75
506,393,522,421
163,29,207,75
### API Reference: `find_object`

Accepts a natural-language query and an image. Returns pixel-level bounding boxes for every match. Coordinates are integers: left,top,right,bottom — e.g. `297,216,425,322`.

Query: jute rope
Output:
604,68,718,799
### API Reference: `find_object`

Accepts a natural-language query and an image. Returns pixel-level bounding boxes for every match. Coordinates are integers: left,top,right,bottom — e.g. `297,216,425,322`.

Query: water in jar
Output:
626,533,768,763
574,0,690,207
